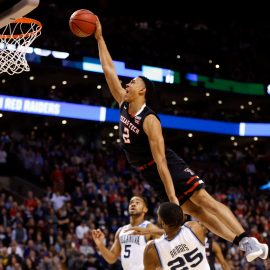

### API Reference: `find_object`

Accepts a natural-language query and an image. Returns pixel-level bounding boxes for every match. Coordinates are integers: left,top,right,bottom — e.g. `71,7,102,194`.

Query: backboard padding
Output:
0,0,39,28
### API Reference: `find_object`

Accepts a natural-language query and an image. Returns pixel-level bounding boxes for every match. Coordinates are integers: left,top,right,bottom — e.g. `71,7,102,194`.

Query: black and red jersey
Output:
119,102,158,166
118,102,204,205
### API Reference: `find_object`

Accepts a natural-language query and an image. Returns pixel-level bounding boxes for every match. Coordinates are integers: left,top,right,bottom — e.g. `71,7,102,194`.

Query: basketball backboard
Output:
0,0,39,28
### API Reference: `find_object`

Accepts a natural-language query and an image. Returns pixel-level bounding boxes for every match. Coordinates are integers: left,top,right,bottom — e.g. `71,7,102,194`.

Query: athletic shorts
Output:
139,149,205,205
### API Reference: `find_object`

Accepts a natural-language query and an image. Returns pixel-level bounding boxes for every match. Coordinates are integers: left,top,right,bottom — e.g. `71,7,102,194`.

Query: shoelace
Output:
242,242,252,253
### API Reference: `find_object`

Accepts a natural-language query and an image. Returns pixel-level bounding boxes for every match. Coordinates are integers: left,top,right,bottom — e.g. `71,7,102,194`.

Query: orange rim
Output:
0,17,42,39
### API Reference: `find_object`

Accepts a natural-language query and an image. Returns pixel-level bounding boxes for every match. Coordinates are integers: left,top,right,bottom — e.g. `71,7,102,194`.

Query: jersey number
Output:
123,127,131,143
167,248,203,269
124,244,131,258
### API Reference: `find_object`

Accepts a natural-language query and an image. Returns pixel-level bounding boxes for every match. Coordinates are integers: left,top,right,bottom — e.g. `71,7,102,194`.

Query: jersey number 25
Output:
167,248,203,269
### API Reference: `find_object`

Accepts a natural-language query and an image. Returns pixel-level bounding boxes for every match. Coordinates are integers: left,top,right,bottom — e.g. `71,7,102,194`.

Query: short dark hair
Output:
130,195,149,209
139,76,155,101
158,202,184,227
140,196,149,209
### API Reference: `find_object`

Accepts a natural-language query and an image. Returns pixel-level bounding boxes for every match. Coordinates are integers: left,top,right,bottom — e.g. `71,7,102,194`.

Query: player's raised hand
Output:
92,229,105,247
94,17,102,40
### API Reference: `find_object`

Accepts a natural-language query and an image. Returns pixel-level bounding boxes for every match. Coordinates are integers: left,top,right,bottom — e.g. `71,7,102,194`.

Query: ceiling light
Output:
267,84,270,94
51,51,69,59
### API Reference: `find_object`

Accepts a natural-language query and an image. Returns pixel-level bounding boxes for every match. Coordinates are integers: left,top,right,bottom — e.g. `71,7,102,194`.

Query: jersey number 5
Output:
123,127,131,143
124,244,131,258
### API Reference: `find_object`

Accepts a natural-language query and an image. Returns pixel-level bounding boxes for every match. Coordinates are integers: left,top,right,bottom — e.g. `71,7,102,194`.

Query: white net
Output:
0,18,42,75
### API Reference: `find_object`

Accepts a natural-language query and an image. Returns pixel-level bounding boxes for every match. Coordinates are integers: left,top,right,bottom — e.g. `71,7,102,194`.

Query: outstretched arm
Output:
92,228,121,264
94,17,126,104
147,223,164,240
143,114,179,205
124,223,164,239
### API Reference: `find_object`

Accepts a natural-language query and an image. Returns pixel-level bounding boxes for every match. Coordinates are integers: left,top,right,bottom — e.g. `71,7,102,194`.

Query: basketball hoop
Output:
0,17,42,75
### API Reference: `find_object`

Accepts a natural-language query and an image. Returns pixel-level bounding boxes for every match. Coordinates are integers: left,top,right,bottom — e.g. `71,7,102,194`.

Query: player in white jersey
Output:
119,220,151,270
91,196,160,270
143,202,210,270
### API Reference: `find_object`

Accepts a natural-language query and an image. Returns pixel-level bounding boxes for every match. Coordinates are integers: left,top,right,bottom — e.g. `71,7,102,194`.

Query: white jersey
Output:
154,224,210,270
119,220,150,270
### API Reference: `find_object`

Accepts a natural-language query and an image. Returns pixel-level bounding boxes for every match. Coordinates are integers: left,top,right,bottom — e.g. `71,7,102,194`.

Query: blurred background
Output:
0,1,270,269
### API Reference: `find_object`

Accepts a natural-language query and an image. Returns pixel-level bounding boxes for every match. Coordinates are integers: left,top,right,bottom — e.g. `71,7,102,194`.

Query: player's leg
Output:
185,190,268,262
189,189,244,236
181,199,236,242
181,199,266,262
141,162,268,261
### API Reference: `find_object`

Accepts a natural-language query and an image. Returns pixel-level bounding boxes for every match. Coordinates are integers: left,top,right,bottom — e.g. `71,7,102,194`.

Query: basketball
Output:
69,9,97,38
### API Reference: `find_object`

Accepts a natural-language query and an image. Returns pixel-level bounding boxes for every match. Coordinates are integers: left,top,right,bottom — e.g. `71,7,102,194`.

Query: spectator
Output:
0,247,9,268
38,255,54,270
50,164,65,194
24,191,38,213
57,206,70,233
11,222,27,245
7,240,23,258
75,219,89,240
79,238,95,257
49,192,70,211
0,208,9,228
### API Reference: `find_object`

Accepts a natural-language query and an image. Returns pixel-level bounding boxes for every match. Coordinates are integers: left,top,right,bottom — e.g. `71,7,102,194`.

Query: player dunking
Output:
94,17,268,262
91,196,160,270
